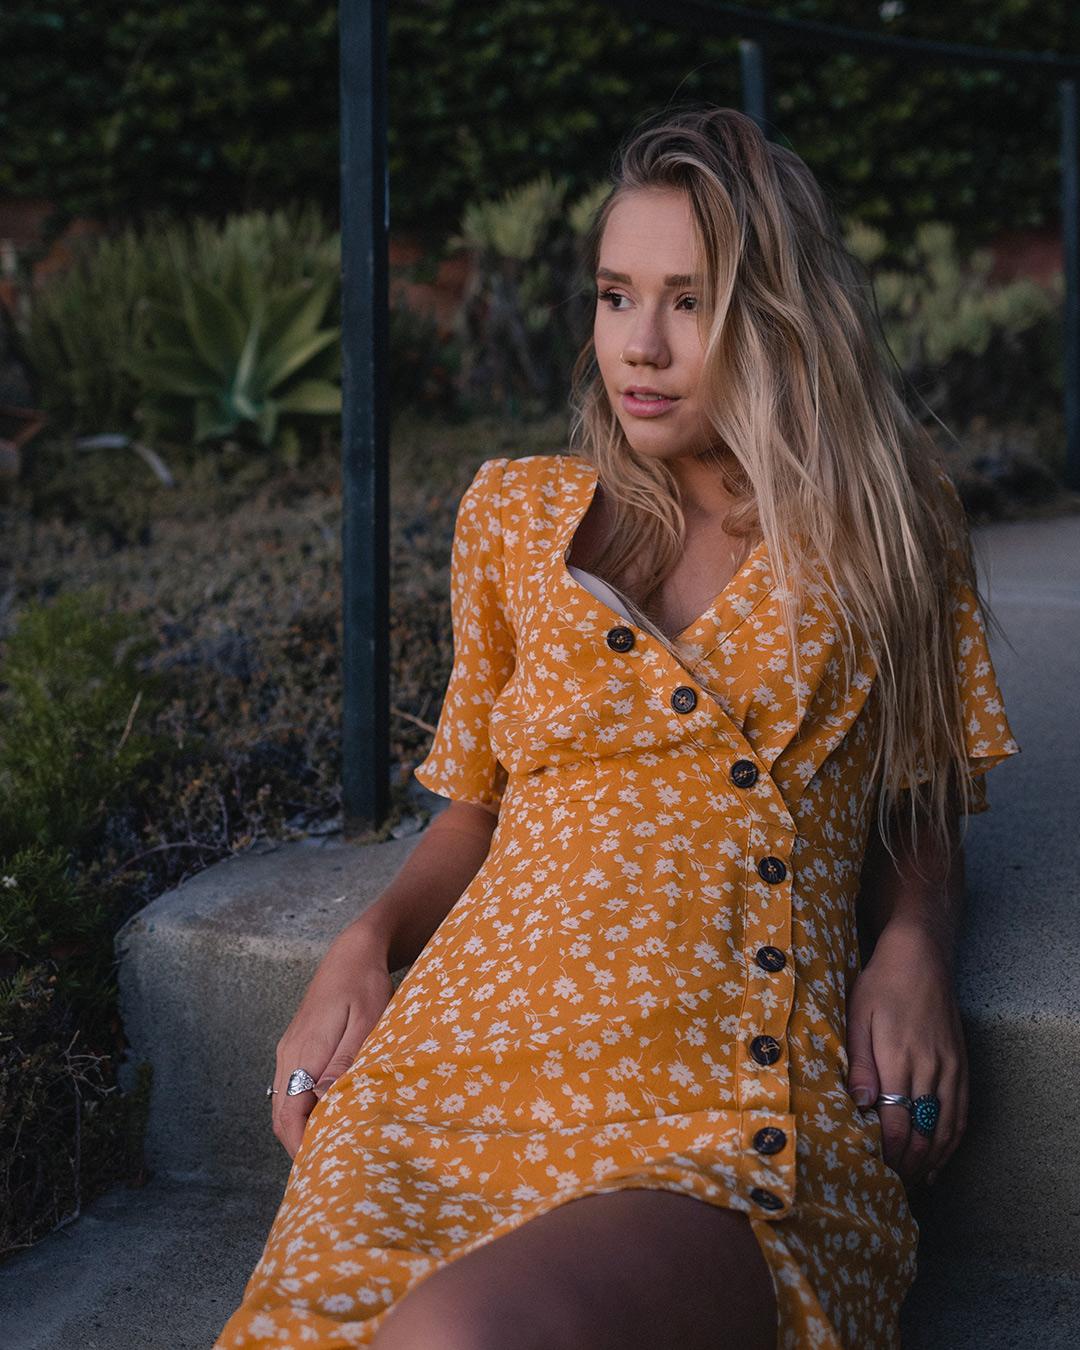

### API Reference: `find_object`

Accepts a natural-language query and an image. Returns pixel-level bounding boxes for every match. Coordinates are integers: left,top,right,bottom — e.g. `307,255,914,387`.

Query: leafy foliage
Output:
845,218,1064,424
0,592,169,1259
1,2,1075,254
448,170,605,416
17,203,461,453
19,204,340,444
129,253,341,459
0,590,167,861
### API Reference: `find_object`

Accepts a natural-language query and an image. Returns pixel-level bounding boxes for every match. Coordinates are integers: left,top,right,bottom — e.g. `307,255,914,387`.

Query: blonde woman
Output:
216,106,1021,1349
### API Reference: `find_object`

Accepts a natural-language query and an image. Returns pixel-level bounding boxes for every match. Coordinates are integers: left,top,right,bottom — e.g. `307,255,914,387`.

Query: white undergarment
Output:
566,563,633,624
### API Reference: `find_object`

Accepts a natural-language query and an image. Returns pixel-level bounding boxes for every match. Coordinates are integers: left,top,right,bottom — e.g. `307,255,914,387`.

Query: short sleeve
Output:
413,457,517,811
946,576,1022,812
896,573,1022,815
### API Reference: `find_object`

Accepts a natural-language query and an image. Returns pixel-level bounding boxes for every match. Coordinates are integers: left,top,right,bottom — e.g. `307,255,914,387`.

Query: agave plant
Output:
128,247,341,454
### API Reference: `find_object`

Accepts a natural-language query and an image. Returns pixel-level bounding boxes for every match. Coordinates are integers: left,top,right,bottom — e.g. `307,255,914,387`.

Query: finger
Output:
934,1037,970,1177
918,1059,959,1179
314,1003,380,1098
844,1000,879,1110
874,1062,913,1180
281,1089,317,1159
897,1066,941,1185
273,1054,324,1144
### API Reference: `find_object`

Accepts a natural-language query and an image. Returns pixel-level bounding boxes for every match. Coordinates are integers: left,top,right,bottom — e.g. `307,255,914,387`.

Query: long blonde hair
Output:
567,103,1004,866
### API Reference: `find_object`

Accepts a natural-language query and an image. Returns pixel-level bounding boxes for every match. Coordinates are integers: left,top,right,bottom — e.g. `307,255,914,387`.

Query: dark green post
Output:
1061,78,1080,491
339,0,391,833
739,38,774,141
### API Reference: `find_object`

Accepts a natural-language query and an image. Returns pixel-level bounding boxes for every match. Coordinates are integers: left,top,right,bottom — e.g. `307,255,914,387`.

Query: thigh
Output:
371,1186,778,1350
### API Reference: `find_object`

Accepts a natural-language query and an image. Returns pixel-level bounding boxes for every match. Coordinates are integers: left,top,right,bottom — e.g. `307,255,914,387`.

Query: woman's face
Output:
593,187,712,465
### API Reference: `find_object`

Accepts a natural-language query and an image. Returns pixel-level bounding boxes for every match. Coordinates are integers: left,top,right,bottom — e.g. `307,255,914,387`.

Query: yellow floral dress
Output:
215,452,1021,1350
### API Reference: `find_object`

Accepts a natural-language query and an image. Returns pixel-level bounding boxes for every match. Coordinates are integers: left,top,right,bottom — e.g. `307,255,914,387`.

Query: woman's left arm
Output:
848,798,967,1189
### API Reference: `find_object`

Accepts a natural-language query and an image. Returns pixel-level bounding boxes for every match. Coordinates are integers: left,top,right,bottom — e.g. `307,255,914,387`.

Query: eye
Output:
595,288,698,312
596,288,626,310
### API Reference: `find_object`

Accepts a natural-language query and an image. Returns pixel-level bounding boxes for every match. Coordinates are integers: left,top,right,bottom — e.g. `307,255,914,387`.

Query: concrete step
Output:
1,1170,1078,1350
0,1174,281,1350
113,824,422,1194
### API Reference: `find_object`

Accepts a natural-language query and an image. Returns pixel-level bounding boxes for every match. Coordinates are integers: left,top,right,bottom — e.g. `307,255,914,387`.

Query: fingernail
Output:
314,1079,333,1098
852,1086,874,1107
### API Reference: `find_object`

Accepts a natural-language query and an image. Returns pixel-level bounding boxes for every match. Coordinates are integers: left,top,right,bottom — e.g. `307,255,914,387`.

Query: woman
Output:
215,105,1021,1349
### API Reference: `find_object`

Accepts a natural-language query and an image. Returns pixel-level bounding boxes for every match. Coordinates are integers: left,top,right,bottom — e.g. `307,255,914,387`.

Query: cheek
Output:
593,331,620,385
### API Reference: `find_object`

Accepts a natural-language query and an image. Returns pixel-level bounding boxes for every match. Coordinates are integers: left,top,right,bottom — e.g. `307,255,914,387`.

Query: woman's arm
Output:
856,795,964,964
341,799,499,973
848,794,969,1189
271,800,498,1160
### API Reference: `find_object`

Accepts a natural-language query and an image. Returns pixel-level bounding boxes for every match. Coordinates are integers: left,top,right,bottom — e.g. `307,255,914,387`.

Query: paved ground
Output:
0,1175,283,1349
3,1170,1079,1349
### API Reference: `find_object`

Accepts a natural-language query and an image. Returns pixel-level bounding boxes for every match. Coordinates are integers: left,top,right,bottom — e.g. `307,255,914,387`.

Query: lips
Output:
622,389,679,417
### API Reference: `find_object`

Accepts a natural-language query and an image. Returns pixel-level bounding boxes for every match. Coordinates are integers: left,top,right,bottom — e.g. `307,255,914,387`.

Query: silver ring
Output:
876,1092,914,1110
266,1083,277,1097
286,1068,317,1096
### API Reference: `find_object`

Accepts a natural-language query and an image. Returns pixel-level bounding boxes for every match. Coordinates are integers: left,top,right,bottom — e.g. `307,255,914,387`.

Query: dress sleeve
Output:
896,475,1022,814
412,457,516,811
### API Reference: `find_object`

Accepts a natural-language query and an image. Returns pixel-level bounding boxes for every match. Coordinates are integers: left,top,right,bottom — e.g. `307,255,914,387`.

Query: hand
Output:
271,924,396,1160
845,924,969,1189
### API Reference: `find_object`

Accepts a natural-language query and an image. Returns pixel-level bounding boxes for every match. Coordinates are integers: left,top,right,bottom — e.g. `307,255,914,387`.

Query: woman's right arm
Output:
344,799,499,972
271,799,497,1159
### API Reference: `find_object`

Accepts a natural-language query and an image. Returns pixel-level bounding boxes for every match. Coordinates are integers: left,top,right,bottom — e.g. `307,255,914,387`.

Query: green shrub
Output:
449,171,606,418
0,589,167,861
19,204,341,448
129,252,341,462
845,218,1063,424
0,846,118,1030
0,958,151,1261
0,591,171,1257
18,202,465,455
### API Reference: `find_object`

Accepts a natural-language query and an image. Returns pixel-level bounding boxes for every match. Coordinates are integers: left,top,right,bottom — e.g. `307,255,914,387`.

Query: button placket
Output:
738,1110,797,1219
738,816,797,1121
578,538,799,1218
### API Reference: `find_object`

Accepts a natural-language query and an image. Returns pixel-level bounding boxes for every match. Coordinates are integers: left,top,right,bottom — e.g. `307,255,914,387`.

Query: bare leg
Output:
372,1187,778,1350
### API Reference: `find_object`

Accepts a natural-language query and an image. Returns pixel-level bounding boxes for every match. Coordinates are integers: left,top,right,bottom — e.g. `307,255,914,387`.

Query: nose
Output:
619,311,670,369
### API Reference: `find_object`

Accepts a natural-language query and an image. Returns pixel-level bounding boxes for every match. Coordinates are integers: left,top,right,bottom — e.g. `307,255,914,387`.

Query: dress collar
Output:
553,454,777,662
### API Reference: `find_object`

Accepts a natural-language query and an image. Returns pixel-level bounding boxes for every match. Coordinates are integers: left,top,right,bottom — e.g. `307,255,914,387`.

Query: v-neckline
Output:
557,455,770,645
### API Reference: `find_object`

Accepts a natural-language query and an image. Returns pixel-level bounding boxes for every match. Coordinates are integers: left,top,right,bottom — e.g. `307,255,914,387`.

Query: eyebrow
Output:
595,267,700,287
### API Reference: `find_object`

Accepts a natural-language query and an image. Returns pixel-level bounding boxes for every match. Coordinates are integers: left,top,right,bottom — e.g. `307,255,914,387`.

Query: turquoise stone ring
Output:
911,1093,941,1138
875,1091,942,1138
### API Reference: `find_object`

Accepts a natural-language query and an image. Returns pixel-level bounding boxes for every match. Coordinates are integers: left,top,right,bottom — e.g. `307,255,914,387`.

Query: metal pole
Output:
739,38,774,141
339,0,391,834
1061,78,1080,491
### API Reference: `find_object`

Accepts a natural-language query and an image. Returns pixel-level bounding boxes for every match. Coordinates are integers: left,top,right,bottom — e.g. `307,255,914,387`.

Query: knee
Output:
371,1275,584,1350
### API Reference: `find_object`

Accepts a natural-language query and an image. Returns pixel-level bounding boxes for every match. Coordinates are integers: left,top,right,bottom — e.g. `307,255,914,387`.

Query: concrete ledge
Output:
114,827,424,1190
901,522,1080,1274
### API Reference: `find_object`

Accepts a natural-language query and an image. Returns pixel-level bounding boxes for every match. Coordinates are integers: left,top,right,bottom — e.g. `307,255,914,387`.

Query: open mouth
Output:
622,391,679,416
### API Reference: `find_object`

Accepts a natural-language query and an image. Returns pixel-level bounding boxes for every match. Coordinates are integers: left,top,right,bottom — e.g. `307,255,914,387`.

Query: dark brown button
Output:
730,758,758,788
750,1187,784,1211
753,1127,787,1155
606,625,635,652
755,946,787,972
757,855,787,884
749,1034,782,1066
671,685,697,713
